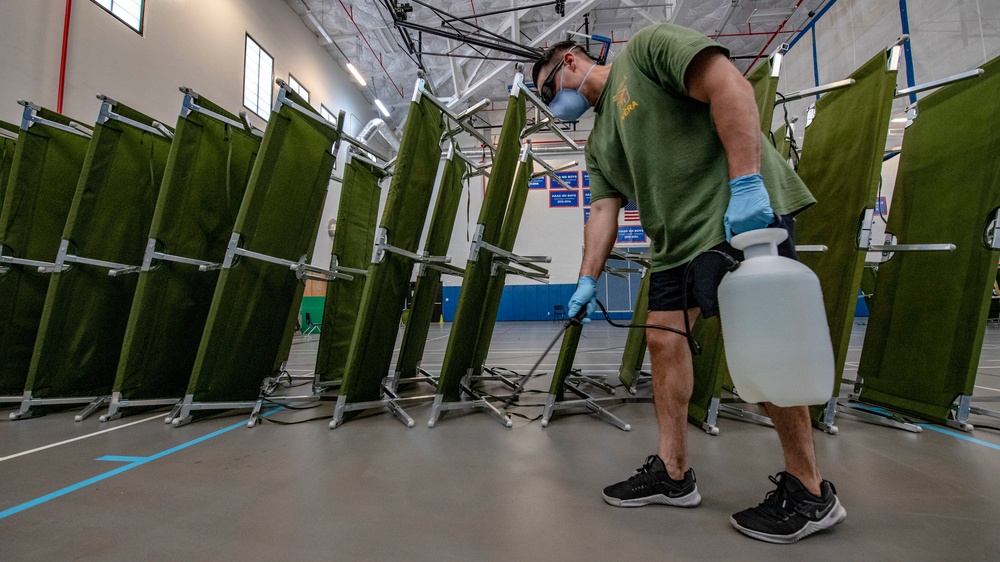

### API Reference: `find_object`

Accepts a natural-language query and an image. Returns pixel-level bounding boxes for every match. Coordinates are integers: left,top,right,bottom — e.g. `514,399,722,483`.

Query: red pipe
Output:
57,0,73,114
715,30,801,38
337,0,404,98
743,0,805,76
470,0,480,28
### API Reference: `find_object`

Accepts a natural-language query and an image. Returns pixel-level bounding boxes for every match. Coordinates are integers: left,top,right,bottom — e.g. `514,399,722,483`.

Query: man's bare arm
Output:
579,197,621,279
685,49,761,180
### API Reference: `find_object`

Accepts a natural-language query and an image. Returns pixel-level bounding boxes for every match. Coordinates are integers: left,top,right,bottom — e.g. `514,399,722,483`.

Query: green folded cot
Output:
392,148,468,385
857,56,1000,430
314,156,388,388
11,97,172,420
102,90,262,421
427,88,527,428
0,107,90,400
172,85,345,427
330,81,446,428
0,120,17,206
793,47,901,433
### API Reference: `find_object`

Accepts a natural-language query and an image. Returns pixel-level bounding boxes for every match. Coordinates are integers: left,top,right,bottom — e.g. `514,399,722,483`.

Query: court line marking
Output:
918,424,1000,452
0,409,280,520
0,414,164,462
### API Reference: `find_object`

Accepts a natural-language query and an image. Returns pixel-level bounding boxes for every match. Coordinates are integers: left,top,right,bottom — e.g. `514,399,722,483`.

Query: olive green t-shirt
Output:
586,23,815,271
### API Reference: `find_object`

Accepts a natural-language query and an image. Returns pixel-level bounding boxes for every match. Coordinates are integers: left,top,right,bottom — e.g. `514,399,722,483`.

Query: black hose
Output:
594,249,741,356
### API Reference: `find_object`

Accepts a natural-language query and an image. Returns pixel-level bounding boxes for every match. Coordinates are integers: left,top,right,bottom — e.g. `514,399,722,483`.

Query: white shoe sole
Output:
730,497,847,544
602,489,702,508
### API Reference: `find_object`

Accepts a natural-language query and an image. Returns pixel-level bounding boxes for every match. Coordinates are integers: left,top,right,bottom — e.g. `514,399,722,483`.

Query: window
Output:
92,0,144,34
243,34,274,120
319,105,335,123
287,74,310,103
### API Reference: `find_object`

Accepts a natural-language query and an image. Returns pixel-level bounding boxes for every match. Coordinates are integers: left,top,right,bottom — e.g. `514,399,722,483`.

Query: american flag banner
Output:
623,199,640,222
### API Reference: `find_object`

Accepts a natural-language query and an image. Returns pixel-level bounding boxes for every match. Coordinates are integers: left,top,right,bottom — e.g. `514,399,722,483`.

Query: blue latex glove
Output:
724,173,775,242
567,276,598,324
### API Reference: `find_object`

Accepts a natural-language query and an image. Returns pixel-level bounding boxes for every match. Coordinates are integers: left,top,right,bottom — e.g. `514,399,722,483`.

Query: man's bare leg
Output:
646,308,700,481
763,403,823,495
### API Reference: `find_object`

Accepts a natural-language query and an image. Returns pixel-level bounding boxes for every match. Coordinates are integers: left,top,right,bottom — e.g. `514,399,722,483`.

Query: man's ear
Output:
563,49,578,72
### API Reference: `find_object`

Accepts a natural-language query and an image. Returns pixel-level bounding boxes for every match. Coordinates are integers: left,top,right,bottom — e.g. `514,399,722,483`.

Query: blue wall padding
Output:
854,289,869,317
442,283,633,322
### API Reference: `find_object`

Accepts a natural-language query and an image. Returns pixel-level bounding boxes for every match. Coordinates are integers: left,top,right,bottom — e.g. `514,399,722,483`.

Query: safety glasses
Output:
539,59,566,105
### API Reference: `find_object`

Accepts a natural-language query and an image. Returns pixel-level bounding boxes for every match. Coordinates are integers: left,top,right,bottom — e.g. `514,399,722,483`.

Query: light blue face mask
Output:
549,63,595,122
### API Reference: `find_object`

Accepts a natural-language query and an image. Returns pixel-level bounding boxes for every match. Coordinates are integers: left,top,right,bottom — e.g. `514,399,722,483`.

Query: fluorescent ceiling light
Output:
747,8,797,24
374,99,390,117
346,63,367,87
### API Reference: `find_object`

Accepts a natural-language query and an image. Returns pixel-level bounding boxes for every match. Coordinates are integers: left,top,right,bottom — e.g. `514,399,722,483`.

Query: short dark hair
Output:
531,41,594,86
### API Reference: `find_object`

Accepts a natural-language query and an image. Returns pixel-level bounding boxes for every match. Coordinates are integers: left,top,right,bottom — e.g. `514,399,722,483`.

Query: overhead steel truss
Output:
382,0,600,107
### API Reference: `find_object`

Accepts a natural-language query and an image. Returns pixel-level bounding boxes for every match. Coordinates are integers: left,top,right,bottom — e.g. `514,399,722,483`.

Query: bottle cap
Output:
731,228,788,259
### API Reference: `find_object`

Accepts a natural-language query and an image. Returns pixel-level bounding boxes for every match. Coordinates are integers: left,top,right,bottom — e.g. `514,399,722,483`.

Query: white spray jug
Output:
717,228,835,406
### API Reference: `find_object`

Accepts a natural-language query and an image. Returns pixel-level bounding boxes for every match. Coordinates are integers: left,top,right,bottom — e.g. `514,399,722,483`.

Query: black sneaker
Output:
731,472,846,544
602,455,701,508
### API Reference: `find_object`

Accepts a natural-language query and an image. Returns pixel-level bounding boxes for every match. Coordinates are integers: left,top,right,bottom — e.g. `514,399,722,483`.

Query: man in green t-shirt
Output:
531,23,845,544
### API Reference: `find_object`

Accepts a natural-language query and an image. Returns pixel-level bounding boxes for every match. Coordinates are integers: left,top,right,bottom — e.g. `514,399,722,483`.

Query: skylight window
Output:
92,0,144,34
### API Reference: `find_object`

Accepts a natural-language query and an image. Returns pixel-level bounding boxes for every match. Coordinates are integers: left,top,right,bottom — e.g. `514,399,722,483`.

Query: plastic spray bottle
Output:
717,228,835,406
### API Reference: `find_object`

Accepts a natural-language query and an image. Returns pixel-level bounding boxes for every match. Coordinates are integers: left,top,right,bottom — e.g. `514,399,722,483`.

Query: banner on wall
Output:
583,189,591,206
550,190,579,207
529,176,547,189
554,170,579,189
583,207,590,224
617,225,646,244
582,171,589,187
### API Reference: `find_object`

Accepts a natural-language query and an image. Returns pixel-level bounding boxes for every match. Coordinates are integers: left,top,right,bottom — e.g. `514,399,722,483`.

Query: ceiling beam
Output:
511,3,520,43
464,58,488,91
446,39,464,96
447,0,599,108
430,5,524,107
618,0,661,26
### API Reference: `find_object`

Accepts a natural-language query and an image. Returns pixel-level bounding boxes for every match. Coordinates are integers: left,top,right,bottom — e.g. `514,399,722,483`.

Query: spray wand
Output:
502,307,588,408
500,252,743,409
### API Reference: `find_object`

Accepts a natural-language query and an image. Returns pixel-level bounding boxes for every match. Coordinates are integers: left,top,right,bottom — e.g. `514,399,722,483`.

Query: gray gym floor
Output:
2,321,999,560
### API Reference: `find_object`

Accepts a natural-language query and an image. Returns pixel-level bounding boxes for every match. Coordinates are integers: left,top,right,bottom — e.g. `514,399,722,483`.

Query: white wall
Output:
0,0,377,264
440,148,589,288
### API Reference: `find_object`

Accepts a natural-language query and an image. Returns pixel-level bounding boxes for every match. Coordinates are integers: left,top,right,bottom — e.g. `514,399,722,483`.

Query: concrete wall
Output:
0,0,378,264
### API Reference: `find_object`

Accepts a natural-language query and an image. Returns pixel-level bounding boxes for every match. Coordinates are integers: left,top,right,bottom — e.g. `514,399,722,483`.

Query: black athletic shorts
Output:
648,215,798,318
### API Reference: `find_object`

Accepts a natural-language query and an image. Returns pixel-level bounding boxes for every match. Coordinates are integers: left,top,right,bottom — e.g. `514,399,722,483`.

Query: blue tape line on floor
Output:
851,404,1000,451
918,424,1000,452
0,408,282,520
96,455,147,463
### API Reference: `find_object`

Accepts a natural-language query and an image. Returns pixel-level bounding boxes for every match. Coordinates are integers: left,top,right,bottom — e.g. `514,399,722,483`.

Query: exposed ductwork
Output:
357,117,401,151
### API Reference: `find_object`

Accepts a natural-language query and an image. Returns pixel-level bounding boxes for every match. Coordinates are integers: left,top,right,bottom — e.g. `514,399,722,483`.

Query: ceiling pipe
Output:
714,29,803,38
357,117,401,151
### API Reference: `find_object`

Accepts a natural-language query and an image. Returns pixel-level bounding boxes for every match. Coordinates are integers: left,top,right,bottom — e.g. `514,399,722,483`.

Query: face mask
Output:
549,63,594,122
